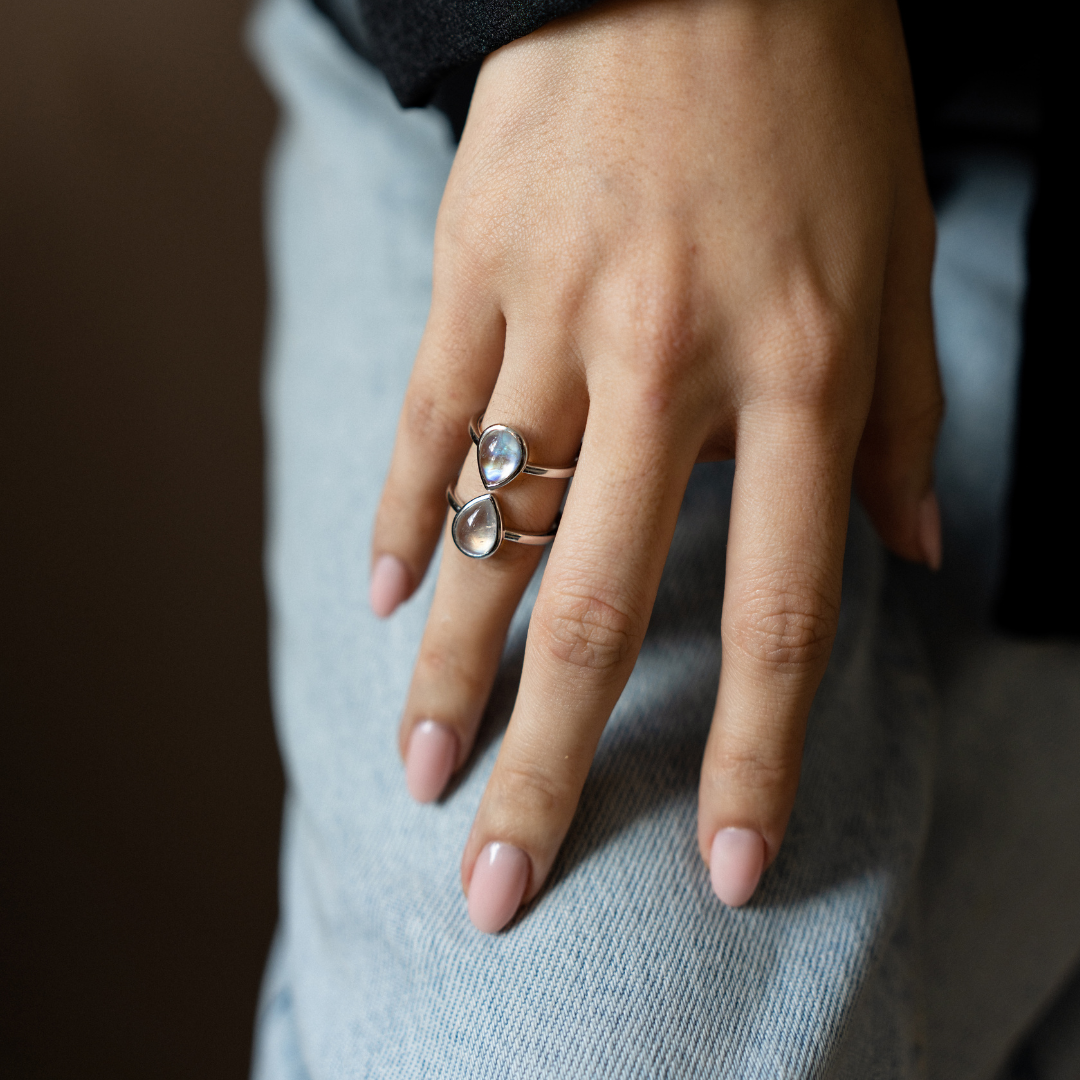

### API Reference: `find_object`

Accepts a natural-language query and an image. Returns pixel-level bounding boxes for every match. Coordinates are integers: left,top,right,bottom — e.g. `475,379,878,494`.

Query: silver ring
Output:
447,486,559,559
470,413,577,490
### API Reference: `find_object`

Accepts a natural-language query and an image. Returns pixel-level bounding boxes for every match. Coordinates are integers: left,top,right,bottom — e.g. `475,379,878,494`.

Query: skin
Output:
372,0,943,928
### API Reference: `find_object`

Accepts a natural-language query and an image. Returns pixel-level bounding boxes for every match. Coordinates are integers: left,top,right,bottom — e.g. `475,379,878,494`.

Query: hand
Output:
370,0,942,933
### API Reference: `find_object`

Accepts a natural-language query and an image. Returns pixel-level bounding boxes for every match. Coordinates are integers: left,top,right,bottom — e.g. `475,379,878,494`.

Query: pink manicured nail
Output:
916,491,942,571
468,842,530,934
369,554,411,617
710,828,766,907
405,720,457,803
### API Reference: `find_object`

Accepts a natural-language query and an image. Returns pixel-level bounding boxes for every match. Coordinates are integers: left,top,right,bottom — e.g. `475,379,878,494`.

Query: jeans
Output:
248,0,1080,1075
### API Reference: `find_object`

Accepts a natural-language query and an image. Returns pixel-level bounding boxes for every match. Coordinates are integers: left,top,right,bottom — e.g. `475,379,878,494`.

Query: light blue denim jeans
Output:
248,1,1080,1076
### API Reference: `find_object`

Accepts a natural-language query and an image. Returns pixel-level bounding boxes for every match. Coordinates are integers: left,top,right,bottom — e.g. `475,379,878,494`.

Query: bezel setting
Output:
469,412,577,487
450,491,504,559
477,424,528,490
447,484,560,560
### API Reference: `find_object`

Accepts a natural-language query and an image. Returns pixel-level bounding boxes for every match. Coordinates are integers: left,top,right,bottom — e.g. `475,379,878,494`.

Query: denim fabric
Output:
248,1,1080,1076
931,151,1037,616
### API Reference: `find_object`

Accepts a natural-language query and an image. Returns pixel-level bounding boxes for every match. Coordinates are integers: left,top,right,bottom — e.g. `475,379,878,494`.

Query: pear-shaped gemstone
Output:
478,426,525,489
452,494,501,558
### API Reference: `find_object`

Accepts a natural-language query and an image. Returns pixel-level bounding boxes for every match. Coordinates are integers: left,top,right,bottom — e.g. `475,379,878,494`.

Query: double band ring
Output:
470,413,577,490
447,486,559,560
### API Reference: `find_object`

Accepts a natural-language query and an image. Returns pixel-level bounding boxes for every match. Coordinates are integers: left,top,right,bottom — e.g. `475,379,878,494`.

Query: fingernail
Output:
405,720,457,803
468,842,530,934
369,554,411,617
916,491,942,571
710,828,766,908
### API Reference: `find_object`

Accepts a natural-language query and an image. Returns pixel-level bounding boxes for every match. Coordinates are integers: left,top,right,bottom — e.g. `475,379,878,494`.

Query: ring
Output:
470,413,577,490
447,486,559,559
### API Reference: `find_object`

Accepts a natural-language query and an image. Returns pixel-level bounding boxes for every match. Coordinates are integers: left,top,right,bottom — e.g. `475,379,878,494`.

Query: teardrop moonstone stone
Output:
452,495,500,557
478,427,525,488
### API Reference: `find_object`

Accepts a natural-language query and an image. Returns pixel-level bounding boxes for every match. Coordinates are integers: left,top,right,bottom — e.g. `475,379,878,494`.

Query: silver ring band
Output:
470,413,577,490
447,485,559,559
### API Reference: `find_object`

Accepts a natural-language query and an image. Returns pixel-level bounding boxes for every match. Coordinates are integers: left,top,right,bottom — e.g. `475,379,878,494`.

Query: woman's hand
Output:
370,0,941,933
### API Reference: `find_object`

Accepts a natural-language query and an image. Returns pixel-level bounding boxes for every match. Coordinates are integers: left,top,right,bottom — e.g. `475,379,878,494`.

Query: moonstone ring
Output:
470,414,577,490
447,486,559,560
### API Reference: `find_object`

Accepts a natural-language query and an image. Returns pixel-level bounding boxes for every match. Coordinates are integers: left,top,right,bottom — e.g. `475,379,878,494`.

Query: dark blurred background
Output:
0,2,282,1077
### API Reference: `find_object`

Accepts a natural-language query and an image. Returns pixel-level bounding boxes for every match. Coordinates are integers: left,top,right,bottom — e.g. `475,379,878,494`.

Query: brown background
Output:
0,1,283,1077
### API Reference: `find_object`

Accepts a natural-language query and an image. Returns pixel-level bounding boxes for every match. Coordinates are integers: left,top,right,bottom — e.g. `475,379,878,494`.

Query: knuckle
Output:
435,193,507,279
413,640,488,700
403,388,465,453
711,741,794,794
756,295,852,412
859,360,945,472
898,384,945,451
725,579,837,674
863,373,945,475
534,586,639,675
606,261,700,394
787,325,848,407
636,299,696,380
492,759,571,819
376,484,445,541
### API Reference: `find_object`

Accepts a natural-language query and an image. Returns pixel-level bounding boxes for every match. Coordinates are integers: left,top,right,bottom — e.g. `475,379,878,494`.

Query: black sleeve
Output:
310,0,598,108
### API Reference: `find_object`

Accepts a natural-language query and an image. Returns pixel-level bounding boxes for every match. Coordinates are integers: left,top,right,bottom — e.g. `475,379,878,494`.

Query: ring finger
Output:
398,329,587,803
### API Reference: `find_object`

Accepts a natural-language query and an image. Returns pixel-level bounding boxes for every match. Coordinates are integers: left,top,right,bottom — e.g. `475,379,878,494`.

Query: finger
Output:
370,286,505,617
400,515,544,803
399,330,587,803
855,174,944,569
460,391,701,932
699,403,858,906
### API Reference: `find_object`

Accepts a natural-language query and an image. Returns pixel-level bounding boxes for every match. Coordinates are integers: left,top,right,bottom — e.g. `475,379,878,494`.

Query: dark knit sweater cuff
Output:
310,0,597,107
